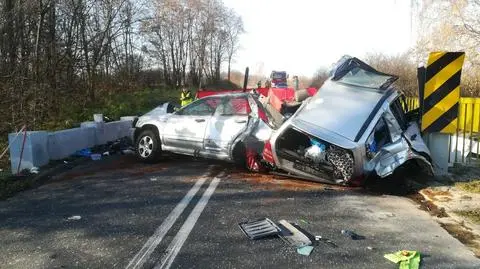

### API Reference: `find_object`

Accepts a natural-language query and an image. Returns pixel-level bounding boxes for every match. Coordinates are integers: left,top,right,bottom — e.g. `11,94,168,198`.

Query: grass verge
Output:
455,209,480,224
0,171,35,200
455,180,480,194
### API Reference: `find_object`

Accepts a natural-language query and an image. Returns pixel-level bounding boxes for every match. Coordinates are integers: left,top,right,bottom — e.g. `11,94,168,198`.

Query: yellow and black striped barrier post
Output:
421,52,465,133
420,52,465,174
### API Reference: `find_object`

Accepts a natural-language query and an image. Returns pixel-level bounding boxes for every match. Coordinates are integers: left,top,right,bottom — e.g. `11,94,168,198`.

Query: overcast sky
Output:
223,0,414,77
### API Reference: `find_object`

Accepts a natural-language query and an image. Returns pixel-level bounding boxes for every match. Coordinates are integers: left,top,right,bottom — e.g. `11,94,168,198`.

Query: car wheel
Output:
136,129,161,163
232,142,246,169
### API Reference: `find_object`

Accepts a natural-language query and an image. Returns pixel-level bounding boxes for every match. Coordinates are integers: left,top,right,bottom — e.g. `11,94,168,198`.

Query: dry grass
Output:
456,180,480,194
455,209,480,224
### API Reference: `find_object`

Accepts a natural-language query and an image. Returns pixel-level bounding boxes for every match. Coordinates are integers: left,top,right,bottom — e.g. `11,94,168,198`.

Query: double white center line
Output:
155,176,220,269
126,169,221,269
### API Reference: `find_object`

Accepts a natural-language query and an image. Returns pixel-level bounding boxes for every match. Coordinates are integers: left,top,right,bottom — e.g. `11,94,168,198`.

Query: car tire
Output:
136,129,161,163
232,142,246,169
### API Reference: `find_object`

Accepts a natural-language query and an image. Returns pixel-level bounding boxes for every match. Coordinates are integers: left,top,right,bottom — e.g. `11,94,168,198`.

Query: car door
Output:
162,97,221,153
365,98,431,177
203,96,250,155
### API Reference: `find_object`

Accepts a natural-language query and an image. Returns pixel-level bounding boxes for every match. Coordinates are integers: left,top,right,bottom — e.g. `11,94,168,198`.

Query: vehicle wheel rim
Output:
138,136,154,158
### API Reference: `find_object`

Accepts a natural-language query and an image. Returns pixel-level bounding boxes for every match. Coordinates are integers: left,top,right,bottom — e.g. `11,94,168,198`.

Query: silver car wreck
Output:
264,56,433,185
132,92,274,168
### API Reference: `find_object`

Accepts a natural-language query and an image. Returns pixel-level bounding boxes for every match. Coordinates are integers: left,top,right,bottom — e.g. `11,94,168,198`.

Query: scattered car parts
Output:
238,218,281,240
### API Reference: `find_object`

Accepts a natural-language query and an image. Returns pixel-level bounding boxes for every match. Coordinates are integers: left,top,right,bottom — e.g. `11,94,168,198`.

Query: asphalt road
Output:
0,155,479,269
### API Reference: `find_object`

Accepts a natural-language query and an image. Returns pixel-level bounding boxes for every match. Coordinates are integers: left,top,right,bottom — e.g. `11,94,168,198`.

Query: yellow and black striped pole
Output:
421,52,465,133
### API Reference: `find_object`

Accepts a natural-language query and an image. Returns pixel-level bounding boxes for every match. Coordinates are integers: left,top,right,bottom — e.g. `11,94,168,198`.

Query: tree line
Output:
0,0,244,135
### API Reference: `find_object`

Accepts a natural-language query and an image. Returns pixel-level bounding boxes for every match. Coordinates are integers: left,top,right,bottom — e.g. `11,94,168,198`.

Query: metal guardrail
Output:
405,97,480,165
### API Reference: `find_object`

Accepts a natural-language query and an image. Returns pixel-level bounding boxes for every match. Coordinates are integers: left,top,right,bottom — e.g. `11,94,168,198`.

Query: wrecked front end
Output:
268,119,365,185
266,56,433,185
268,107,433,186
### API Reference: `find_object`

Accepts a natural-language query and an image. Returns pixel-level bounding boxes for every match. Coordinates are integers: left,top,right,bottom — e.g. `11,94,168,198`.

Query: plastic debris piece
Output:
384,250,420,269
63,161,68,164
122,149,135,155
103,151,110,156
67,216,82,221
367,246,374,250
75,148,91,157
314,235,337,248
278,220,312,247
297,246,314,256
150,177,159,182
299,219,309,225
341,229,365,240
30,167,39,174
90,154,101,161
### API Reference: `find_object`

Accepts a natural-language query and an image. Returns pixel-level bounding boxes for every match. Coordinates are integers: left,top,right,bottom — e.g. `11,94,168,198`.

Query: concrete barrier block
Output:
48,127,96,160
9,131,49,173
96,120,132,145
8,117,134,172
80,121,97,128
120,116,136,121
426,133,450,175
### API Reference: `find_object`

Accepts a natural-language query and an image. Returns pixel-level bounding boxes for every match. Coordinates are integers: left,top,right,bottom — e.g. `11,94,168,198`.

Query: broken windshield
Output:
337,67,395,89
330,56,398,89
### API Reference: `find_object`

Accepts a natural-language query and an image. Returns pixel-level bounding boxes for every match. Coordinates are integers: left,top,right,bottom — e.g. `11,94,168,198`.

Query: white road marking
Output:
125,168,213,269
154,176,221,269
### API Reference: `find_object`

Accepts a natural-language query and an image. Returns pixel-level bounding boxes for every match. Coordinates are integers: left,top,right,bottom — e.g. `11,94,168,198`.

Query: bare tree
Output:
143,0,243,87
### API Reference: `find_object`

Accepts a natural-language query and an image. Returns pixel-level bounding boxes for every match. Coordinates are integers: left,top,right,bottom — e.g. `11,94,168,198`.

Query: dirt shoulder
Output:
418,183,480,257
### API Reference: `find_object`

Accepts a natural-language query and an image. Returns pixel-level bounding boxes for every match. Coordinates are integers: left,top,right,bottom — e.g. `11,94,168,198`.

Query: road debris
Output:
67,215,82,221
297,245,314,256
122,149,135,155
384,250,421,269
278,220,312,247
75,148,92,157
299,219,310,225
29,167,39,174
238,218,281,240
239,218,317,256
90,154,102,161
314,235,337,248
341,229,365,240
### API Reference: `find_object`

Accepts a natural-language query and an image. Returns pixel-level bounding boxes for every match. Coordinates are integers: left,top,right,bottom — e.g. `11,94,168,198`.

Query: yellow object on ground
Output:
384,250,421,269
180,90,193,107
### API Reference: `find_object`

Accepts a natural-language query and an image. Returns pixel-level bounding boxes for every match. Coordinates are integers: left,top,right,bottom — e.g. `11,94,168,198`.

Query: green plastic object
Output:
384,250,421,269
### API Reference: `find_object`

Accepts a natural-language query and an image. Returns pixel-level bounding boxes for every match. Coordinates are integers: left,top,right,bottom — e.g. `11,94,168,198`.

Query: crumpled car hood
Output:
136,103,173,125
144,103,173,117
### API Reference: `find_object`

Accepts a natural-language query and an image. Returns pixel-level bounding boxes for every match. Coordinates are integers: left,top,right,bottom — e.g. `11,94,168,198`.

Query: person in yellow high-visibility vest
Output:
180,87,193,107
